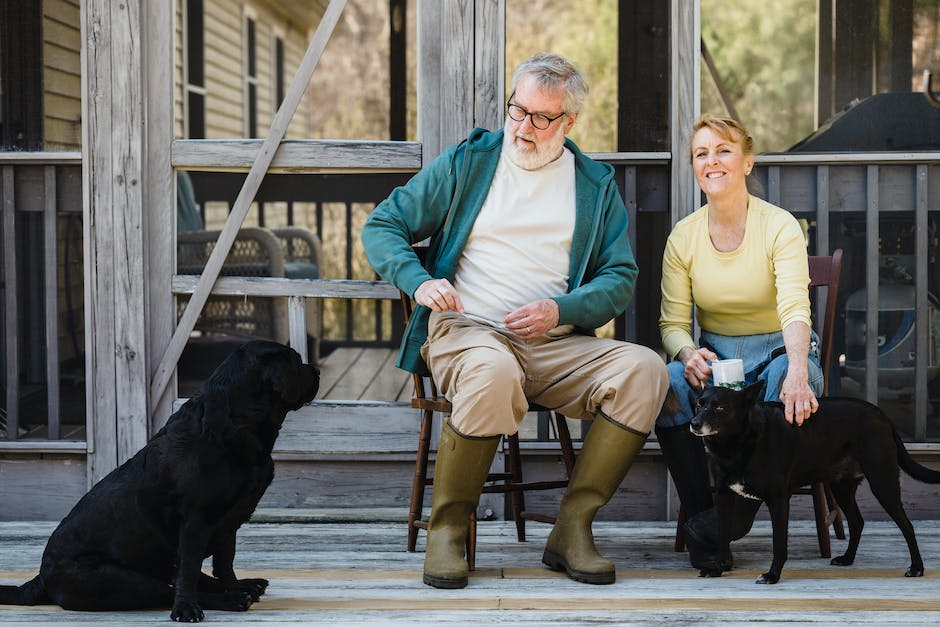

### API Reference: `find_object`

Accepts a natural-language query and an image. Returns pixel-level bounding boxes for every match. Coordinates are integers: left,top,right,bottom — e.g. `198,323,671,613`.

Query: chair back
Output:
808,248,844,395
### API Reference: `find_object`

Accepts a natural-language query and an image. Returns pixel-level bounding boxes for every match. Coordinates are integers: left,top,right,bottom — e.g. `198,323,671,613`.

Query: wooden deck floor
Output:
318,346,413,403
3,519,940,624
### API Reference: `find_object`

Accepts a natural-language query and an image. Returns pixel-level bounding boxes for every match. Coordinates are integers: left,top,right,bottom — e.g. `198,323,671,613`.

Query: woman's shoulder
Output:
751,196,795,220
672,205,708,233
749,196,808,249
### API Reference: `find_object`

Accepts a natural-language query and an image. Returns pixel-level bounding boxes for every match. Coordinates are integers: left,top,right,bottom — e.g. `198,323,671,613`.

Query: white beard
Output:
502,118,567,171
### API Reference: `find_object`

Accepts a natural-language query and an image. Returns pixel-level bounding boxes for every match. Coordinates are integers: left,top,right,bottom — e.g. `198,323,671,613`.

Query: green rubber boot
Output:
542,414,647,584
422,421,499,589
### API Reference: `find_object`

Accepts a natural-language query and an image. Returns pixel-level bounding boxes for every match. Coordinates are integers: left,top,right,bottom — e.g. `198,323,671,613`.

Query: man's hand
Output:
504,299,559,338
414,278,464,313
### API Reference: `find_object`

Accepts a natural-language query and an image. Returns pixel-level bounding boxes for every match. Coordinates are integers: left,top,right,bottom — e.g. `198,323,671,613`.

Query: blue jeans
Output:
656,330,824,429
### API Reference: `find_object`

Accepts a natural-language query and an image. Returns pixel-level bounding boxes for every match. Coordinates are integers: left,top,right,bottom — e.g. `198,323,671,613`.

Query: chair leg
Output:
507,433,527,542
554,412,576,476
674,504,688,553
824,483,846,539
408,408,434,552
811,481,832,558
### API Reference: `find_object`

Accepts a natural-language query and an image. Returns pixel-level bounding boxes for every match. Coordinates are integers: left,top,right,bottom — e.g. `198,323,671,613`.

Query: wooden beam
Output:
83,0,150,481
669,0,700,225
170,139,421,172
440,0,474,147
143,0,177,433
149,0,347,411
43,166,60,439
474,0,504,132
417,0,443,163
2,167,18,439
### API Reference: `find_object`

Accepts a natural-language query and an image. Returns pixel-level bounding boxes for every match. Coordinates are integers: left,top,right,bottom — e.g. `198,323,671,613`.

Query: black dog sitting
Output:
0,340,318,622
690,381,940,584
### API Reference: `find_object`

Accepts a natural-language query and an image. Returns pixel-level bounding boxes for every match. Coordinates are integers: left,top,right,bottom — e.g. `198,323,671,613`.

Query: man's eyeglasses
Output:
506,92,566,130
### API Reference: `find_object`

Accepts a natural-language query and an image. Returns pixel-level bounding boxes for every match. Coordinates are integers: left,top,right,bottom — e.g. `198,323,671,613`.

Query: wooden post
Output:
669,0,700,225
83,0,151,482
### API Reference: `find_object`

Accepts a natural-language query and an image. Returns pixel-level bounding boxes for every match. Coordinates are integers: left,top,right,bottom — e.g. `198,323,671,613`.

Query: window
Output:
184,0,206,139
0,1,42,149
244,11,258,138
273,33,285,112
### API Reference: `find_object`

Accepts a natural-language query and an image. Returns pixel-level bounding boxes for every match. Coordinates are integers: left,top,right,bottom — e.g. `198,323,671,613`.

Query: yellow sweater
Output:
659,195,811,360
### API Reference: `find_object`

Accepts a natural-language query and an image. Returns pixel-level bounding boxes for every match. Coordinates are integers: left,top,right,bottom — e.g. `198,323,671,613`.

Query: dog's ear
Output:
743,380,766,406
258,346,306,405
686,385,703,409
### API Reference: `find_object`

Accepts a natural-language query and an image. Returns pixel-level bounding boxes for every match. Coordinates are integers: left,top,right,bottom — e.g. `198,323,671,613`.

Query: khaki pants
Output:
422,311,669,437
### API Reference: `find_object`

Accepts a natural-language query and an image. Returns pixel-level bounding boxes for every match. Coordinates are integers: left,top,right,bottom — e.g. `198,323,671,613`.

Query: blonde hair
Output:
690,113,754,159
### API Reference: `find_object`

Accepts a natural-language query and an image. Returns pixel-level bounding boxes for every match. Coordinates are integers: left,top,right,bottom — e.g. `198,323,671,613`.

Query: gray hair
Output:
510,52,589,114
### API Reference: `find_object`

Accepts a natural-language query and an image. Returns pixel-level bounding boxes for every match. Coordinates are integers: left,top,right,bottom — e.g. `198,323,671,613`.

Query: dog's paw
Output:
698,567,723,578
755,571,780,584
905,564,924,577
224,590,255,611
233,577,269,601
830,554,854,567
199,589,254,612
170,599,205,623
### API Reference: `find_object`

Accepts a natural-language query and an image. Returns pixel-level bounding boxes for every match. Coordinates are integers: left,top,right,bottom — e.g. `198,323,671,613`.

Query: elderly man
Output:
362,52,668,589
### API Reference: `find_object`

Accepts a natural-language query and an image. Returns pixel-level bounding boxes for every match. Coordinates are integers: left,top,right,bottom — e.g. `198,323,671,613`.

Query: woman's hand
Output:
678,346,718,389
778,321,818,425
779,369,818,426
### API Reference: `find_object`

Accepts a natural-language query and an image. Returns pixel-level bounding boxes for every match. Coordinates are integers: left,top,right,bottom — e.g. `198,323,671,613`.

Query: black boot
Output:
683,496,763,575
656,424,713,520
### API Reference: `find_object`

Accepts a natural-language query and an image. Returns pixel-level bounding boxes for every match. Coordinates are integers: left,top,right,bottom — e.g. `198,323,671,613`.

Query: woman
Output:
656,114,824,571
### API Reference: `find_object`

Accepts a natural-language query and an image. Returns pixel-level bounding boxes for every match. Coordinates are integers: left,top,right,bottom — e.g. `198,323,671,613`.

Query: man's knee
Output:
447,349,526,437
629,346,670,395
603,346,669,434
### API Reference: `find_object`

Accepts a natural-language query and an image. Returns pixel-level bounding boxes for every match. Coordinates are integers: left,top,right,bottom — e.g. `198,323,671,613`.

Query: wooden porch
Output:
2,519,940,624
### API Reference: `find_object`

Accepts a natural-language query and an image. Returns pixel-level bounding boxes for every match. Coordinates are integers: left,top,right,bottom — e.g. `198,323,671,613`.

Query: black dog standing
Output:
0,341,319,622
690,381,940,584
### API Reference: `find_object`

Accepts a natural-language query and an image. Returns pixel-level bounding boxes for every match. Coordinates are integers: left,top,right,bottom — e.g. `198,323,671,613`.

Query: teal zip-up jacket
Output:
361,128,638,374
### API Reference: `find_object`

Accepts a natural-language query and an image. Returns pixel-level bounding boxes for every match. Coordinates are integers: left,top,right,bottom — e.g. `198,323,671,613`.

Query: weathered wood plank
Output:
144,0,178,434
417,0,442,163
316,347,365,399
669,0,699,224
441,0,474,145
326,348,396,400
4,521,940,624
2,167,19,438
170,275,400,300
107,0,150,470
171,139,422,172
0,457,87,520
474,0,504,132
277,401,418,454
42,167,60,438
83,0,120,481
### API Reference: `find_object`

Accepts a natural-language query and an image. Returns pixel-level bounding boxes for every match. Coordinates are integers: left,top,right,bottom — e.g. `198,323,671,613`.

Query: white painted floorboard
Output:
2,520,940,624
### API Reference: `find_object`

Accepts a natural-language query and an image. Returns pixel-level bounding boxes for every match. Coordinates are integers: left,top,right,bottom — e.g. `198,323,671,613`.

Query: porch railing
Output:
753,153,940,440
3,150,939,443
0,153,83,444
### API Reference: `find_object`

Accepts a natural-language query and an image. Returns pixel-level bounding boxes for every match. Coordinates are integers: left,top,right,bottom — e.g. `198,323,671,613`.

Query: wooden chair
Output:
674,248,846,557
399,290,577,571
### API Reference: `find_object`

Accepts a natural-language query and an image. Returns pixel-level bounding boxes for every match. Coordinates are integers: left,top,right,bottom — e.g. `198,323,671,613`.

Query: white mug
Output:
711,358,745,389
